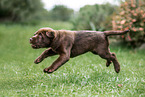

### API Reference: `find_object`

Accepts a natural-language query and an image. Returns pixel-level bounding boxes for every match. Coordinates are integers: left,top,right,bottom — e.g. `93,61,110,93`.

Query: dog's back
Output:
71,30,129,58
71,31,106,57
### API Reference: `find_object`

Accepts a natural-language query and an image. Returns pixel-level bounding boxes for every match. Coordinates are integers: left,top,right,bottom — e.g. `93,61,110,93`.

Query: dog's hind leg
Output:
92,51,112,67
106,60,112,67
92,48,120,73
100,51,120,73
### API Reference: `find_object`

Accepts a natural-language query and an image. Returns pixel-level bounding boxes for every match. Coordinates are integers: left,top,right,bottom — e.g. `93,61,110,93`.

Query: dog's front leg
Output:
43,53,70,74
34,48,57,64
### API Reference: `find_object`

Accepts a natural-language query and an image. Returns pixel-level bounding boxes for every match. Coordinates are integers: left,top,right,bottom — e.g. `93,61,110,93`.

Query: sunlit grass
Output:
0,22,145,96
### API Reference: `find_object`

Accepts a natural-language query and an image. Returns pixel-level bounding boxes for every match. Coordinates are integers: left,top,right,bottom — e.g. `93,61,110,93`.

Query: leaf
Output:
132,19,136,22
139,28,144,31
132,27,137,32
133,13,137,16
120,20,126,24
127,35,132,41
120,11,125,15
140,10,144,14
118,84,123,87
131,4,136,8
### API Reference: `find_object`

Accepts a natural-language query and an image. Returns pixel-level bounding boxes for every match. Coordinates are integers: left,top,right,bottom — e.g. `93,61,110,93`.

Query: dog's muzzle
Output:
31,44,40,49
30,38,39,49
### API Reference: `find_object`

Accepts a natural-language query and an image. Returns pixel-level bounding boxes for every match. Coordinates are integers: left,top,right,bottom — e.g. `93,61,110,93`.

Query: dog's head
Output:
30,28,55,49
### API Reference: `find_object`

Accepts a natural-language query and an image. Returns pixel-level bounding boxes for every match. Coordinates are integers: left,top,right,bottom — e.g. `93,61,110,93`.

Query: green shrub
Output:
112,0,145,47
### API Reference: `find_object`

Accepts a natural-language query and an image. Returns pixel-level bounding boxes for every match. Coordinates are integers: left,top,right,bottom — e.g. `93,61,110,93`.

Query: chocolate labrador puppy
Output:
30,27,129,74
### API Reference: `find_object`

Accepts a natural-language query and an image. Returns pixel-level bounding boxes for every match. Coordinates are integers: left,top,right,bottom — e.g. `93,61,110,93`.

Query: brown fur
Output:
30,27,129,74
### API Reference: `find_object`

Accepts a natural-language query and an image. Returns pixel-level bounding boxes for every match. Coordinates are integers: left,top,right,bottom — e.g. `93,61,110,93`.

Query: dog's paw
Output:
34,58,42,64
114,65,120,73
106,61,112,67
115,68,120,73
43,68,53,74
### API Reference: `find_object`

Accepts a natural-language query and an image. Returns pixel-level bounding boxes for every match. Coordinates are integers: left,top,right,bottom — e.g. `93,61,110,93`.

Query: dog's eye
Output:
39,34,42,38
39,34,44,40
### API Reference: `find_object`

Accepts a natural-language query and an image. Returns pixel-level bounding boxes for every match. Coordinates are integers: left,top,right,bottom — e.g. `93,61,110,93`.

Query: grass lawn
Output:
0,22,145,97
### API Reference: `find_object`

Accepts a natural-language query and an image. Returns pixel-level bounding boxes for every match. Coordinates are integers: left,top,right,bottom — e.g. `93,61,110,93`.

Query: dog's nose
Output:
30,38,32,41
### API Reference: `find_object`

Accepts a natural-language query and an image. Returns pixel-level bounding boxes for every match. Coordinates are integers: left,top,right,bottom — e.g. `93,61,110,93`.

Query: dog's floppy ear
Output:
46,31,55,38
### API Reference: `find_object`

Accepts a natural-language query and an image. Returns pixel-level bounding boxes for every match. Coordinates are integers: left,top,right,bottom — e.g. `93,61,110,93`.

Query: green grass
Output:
0,22,145,97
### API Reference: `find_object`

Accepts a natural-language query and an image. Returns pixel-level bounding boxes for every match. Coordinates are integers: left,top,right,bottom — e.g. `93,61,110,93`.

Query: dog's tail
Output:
104,30,130,36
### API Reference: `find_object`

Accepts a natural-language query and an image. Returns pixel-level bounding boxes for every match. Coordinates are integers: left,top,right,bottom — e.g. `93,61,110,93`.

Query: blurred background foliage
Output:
71,3,118,31
112,0,145,47
0,0,145,48
0,0,49,23
49,5,74,21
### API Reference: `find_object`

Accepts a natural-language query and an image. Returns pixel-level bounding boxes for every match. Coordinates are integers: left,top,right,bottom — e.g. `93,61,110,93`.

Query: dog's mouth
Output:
31,44,40,49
